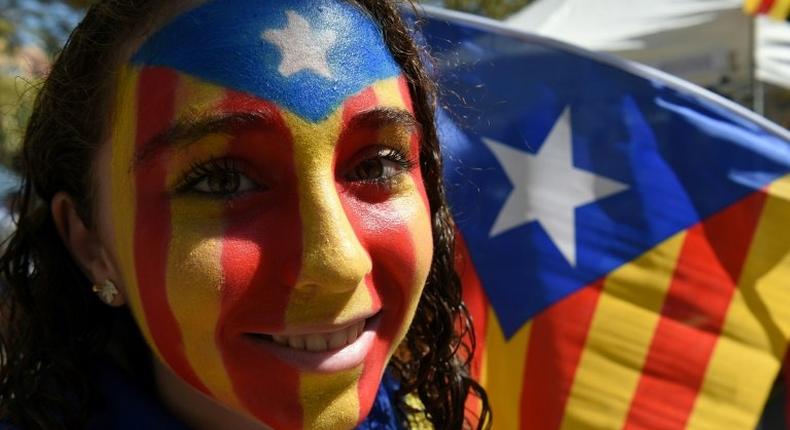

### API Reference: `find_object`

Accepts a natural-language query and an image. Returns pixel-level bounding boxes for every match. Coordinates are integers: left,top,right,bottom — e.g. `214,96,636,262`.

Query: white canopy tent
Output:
504,0,788,93
756,15,790,89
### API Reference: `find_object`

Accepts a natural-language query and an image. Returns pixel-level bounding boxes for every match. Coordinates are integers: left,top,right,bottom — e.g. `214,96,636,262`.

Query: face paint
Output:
108,1,433,429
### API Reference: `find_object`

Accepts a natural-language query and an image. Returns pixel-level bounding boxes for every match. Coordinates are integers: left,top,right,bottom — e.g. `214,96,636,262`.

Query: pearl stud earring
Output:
92,279,119,305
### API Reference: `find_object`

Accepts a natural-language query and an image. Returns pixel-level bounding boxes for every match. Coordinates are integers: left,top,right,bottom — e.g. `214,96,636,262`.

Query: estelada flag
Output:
419,6,790,429
744,0,790,20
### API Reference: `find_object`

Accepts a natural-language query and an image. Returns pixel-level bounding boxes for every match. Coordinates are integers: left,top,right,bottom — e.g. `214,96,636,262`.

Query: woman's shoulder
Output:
2,366,427,429
86,361,189,430
3,359,190,430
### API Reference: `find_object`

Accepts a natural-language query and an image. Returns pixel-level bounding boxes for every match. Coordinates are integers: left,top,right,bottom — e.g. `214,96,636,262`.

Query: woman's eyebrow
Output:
346,107,421,132
132,111,277,170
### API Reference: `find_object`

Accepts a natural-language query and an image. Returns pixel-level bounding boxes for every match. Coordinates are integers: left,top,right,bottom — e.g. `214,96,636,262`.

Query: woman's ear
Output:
51,192,125,307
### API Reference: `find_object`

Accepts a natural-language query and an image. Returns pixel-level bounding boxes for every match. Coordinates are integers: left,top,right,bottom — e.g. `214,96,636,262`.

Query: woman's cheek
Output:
384,191,433,341
384,185,433,360
347,179,433,421
349,180,433,346
162,199,244,407
217,189,303,331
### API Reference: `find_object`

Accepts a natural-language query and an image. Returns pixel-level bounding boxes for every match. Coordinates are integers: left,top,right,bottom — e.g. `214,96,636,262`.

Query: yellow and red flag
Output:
745,0,790,20
420,8,790,429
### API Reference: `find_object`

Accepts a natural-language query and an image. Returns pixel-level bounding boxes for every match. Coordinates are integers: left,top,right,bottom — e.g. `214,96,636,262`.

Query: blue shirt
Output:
2,363,405,429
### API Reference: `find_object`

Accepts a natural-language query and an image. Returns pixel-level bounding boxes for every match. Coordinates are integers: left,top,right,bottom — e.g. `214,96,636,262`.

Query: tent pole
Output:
755,79,765,116
749,16,765,116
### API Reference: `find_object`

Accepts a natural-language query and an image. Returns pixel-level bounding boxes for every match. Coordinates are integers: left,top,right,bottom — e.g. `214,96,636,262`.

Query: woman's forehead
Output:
130,0,402,122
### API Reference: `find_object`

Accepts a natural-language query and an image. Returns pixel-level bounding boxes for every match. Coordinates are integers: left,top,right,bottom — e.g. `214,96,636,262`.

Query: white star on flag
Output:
262,11,337,79
483,107,629,267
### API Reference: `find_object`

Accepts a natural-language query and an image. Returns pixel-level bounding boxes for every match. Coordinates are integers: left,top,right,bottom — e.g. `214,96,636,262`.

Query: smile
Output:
269,319,366,352
242,313,381,372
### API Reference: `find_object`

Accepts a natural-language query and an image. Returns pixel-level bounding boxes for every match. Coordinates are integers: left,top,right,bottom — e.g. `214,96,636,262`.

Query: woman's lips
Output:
242,313,380,373
269,319,366,352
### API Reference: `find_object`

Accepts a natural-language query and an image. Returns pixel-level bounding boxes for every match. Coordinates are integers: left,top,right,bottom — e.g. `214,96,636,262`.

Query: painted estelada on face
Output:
132,0,402,121
109,1,434,429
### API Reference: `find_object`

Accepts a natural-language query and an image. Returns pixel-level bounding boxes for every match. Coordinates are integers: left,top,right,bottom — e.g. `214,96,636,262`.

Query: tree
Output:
0,0,85,167
434,0,535,19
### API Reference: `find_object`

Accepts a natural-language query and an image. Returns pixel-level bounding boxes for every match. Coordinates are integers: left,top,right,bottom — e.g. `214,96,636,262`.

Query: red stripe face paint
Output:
107,3,432,426
111,66,430,429
213,90,305,428
132,67,210,395
334,81,432,424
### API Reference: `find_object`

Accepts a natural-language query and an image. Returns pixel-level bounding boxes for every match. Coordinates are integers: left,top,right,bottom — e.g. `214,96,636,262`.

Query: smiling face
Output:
103,1,433,428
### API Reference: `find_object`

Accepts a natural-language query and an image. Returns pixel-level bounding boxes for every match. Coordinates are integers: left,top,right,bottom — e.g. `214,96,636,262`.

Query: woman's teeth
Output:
270,320,365,352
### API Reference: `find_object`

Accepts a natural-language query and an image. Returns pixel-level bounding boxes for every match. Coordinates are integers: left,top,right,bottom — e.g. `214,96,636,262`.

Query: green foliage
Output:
0,74,39,167
0,0,85,168
435,0,535,19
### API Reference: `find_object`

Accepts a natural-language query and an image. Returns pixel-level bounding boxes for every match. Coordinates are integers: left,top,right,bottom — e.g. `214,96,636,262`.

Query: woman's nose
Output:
293,172,372,295
284,111,372,301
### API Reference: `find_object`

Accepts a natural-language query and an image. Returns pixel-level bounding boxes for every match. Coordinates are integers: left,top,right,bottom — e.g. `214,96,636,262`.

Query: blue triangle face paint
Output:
132,0,402,122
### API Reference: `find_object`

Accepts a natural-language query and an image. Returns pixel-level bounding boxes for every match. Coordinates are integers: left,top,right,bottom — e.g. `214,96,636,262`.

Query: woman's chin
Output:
242,354,387,430
216,338,388,429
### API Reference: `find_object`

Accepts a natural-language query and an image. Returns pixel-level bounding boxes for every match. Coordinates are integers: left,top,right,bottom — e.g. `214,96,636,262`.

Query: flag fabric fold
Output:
418,6,790,429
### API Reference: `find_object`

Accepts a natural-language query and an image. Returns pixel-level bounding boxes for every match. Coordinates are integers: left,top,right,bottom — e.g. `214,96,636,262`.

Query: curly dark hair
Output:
0,1,491,429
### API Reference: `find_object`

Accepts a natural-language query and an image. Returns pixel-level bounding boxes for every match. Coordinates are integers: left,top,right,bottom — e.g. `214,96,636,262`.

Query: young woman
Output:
0,0,490,428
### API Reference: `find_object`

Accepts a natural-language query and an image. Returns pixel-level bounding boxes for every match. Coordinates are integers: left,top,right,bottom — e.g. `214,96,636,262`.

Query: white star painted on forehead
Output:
262,10,337,79
484,107,629,267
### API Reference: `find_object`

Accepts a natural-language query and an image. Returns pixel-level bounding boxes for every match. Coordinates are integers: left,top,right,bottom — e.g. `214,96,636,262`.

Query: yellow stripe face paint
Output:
105,1,433,428
109,67,159,360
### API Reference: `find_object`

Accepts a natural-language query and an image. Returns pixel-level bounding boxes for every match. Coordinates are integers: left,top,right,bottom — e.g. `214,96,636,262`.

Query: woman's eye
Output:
346,148,414,183
177,159,259,197
192,171,256,195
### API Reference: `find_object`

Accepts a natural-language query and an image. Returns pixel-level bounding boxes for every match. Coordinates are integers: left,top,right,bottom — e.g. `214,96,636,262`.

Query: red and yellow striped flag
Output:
462,180,790,429
422,6,790,430
744,0,790,20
